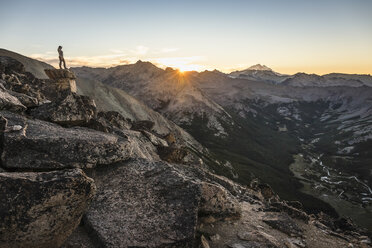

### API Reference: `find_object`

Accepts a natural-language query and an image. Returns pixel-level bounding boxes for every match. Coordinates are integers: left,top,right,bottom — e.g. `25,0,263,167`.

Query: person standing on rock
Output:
58,46,67,70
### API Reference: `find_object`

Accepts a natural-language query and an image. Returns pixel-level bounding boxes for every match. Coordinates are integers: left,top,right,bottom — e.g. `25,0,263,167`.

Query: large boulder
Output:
82,159,242,248
31,93,97,126
84,159,201,248
0,111,132,170
0,169,96,248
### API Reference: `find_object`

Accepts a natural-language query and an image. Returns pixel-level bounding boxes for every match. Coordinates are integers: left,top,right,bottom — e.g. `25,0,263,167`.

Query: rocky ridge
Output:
0,53,371,248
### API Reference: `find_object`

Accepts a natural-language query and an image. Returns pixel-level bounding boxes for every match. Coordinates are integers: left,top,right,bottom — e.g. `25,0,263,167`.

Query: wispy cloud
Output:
158,47,179,53
30,52,132,68
30,49,208,71
131,45,149,55
109,49,125,54
151,56,207,71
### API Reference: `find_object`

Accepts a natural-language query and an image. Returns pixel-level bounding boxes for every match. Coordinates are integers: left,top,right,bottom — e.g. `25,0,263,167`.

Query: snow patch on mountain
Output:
247,64,272,71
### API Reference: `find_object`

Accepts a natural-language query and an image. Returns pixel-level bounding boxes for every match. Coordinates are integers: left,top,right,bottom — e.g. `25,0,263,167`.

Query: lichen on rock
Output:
0,169,96,248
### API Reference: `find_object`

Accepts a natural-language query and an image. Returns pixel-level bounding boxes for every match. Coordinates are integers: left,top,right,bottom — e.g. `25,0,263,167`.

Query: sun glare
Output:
175,65,189,72
154,57,205,72
174,64,201,72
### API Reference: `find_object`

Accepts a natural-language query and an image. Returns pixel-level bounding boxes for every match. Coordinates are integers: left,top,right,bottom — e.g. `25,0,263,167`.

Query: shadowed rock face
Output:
5,89,39,108
1,111,132,169
87,111,131,133
0,56,25,75
84,159,201,248
0,169,96,248
83,159,242,248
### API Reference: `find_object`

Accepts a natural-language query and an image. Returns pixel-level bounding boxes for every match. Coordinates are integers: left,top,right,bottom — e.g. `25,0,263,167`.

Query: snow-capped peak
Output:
247,64,272,71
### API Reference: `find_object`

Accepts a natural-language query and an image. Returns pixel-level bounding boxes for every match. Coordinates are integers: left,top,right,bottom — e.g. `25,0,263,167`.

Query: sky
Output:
1,0,371,74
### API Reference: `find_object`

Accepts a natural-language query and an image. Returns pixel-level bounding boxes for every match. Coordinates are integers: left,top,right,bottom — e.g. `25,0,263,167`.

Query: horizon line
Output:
1,48,371,76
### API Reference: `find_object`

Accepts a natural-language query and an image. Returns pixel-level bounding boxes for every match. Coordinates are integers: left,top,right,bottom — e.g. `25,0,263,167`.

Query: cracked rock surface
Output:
0,169,96,248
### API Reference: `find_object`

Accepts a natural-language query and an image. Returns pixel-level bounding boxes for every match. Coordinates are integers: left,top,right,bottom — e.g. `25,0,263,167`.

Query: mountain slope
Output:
0,48,53,79
75,77,203,149
73,64,233,136
196,70,372,230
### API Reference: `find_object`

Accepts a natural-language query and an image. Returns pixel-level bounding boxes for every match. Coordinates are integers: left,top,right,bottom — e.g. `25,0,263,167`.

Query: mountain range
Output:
1,48,372,233
71,59,372,230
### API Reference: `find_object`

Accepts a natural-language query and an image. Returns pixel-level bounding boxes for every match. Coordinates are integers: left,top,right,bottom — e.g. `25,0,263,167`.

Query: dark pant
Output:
59,56,67,69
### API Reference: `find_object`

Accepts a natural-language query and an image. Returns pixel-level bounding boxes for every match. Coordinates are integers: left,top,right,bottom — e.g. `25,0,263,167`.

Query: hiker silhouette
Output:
58,46,67,69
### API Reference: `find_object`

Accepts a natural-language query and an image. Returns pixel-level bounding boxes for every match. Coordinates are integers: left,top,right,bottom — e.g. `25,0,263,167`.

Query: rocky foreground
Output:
0,55,371,248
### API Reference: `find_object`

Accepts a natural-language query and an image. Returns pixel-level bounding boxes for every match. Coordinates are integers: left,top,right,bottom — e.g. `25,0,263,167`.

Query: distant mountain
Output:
229,64,289,84
323,73,372,87
281,72,372,87
247,64,272,71
229,64,372,87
